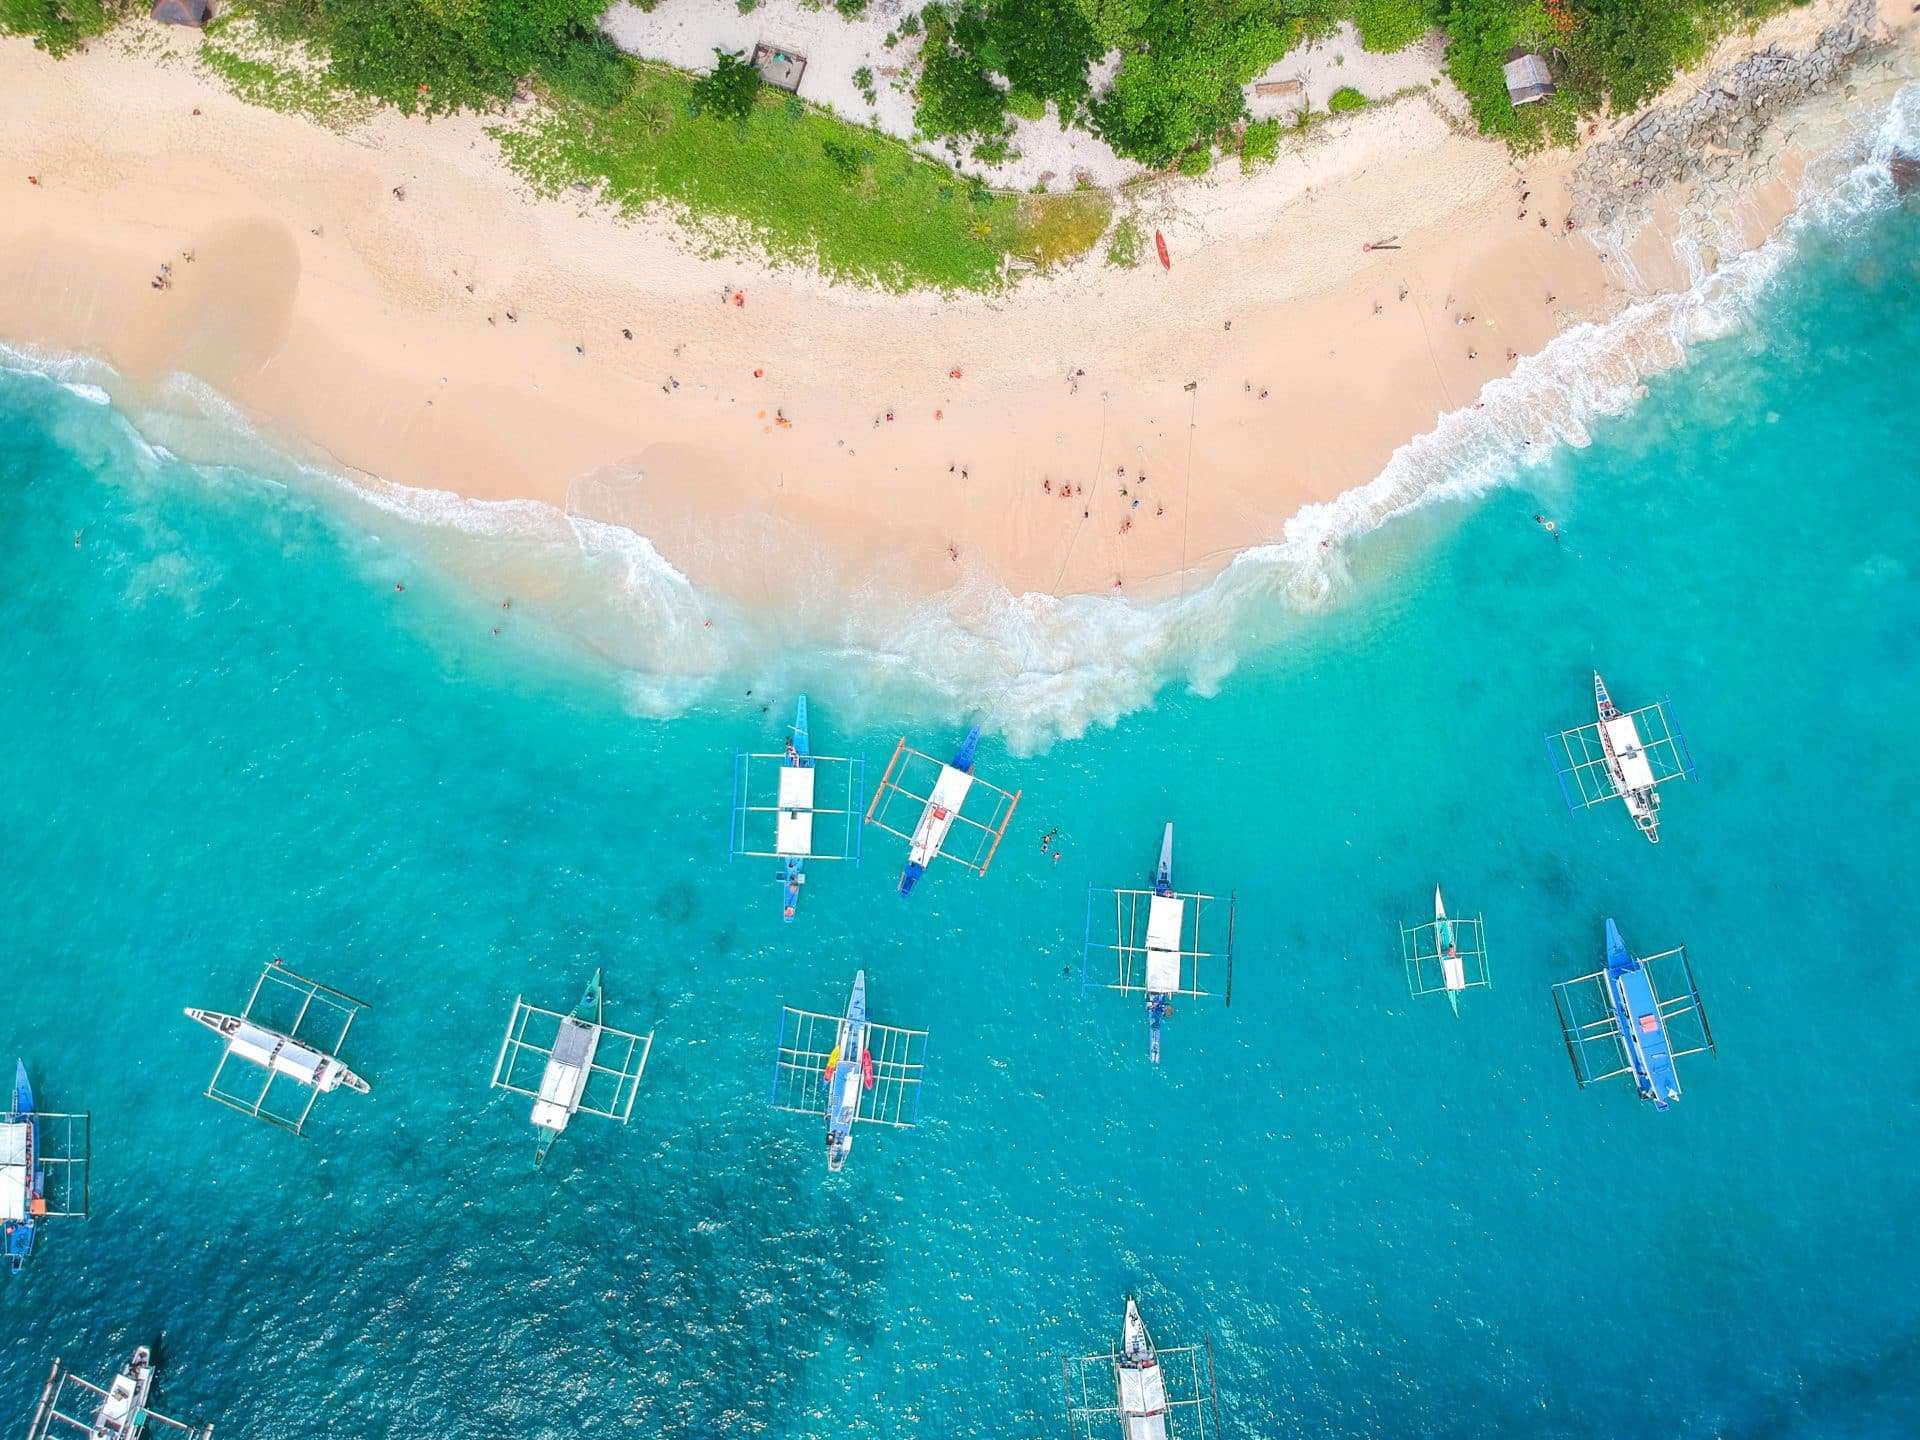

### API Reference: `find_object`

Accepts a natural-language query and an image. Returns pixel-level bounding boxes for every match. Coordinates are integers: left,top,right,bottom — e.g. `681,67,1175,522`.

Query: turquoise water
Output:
6,123,1920,1440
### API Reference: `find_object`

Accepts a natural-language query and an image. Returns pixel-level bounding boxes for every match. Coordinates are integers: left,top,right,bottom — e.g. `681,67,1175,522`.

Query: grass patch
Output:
198,13,375,130
499,60,1105,292
1103,214,1143,269
1239,117,1280,172
1328,85,1369,113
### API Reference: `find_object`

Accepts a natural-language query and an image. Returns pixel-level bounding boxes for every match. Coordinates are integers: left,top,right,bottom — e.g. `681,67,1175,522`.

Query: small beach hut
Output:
1502,47,1554,106
152,0,210,24
750,42,807,93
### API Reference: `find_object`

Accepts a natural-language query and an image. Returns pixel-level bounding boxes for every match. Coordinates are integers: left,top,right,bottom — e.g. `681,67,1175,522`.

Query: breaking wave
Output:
4,82,1913,749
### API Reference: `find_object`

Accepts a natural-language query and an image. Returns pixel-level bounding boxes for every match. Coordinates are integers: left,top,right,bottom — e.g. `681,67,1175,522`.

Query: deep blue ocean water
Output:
5,112,1920,1440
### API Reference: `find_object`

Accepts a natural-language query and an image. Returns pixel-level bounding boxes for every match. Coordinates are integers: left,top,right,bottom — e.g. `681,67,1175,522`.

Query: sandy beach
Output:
1,1,1912,610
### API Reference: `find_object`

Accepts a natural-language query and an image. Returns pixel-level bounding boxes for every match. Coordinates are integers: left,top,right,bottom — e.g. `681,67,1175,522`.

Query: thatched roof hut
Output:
1502,47,1554,107
152,0,210,25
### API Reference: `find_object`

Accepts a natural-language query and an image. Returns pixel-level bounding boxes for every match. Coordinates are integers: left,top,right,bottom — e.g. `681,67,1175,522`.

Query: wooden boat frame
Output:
769,1002,928,1134
489,995,653,1134
199,962,369,1137
27,1357,213,1440
728,750,865,864
1545,693,1696,824
863,737,1020,878
1061,1325,1220,1439
1081,885,1236,1005
1553,942,1715,1092
1401,909,1491,1004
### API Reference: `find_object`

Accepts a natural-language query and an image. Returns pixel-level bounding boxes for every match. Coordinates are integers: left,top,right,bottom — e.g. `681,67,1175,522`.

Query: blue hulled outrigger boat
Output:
3,1062,41,1274
1553,919,1715,1108
777,697,814,921
865,726,1020,899
729,695,863,921
771,971,929,1172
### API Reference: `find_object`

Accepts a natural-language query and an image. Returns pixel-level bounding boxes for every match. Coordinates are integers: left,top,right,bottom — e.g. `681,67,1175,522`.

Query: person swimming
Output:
1533,514,1561,540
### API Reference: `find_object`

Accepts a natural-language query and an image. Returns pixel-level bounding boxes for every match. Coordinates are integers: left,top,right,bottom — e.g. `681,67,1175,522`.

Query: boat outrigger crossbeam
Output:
1401,886,1490,1017
1553,919,1715,1109
1546,672,1696,843
1061,1295,1221,1440
864,726,1020,897
27,1348,213,1440
490,969,653,1164
4,1061,90,1276
771,970,928,1172
185,961,370,1136
729,695,865,923
1083,825,1236,1065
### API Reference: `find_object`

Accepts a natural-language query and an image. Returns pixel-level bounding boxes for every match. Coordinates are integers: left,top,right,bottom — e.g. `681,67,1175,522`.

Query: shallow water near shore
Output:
6,119,1920,1440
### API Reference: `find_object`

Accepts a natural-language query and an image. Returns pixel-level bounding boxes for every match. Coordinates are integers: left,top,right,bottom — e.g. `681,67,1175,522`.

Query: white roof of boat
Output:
536,1058,587,1110
929,763,974,810
227,1020,328,1084
1602,714,1657,790
1442,954,1467,992
1146,894,1185,992
1119,1361,1169,1432
776,764,817,857
530,1097,571,1132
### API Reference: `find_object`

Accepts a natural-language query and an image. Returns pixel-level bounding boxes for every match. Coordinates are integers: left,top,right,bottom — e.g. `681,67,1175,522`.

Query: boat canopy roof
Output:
1146,895,1186,992
775,764,817,857
227,1021,329,1085
1,1122,27,1221
1118,1362,1168,1416
1602,713,1657,789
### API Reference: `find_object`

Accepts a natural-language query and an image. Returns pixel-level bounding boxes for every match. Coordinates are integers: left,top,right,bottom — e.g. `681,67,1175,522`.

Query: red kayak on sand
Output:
1154,230,1171,270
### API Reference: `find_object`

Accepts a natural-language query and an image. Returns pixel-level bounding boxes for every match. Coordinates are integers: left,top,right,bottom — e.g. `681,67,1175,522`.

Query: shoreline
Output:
1,2,1914,617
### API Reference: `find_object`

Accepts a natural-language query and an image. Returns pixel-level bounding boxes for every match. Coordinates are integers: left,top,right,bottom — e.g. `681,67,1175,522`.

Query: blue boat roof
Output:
1606,921,1681,1108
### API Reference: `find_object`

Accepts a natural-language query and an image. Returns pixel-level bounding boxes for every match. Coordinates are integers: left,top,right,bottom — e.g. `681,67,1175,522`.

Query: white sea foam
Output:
2,83,1912,746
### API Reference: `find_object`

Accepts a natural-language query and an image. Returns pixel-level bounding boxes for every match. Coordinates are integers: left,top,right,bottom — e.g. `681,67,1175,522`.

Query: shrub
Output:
691,48,764,123
1178,147,1212,176
1347,0,1428,53
1093,15,1296,168
835,0,869,16
915,10,1011,143
1329,85,1369,112
0,0,125,54
1104,215,1144,268
853,63,877,103
1007,89,1047,121
1239,117,1280,171
538,34,631,112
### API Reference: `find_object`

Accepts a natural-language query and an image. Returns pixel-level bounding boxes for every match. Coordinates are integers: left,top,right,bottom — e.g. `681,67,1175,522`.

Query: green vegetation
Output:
1104,213,1144,267
689,47,762,121
0,0,124,55
1328,83,1368,112
1238,116,1281,171
497,60,1107,292
1348,0,1428,51
1429,0,1799,151
1177,146,1211,176
853,63,877,105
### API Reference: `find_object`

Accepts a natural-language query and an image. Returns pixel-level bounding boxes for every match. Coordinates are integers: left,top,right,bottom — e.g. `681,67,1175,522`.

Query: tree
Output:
691,49,764,123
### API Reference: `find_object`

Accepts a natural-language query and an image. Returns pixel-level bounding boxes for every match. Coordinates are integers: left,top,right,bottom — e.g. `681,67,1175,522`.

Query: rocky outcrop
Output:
1572,0,1884,226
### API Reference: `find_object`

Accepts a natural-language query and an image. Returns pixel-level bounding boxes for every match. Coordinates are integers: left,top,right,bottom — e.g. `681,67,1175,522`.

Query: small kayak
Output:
1154,230,1171,270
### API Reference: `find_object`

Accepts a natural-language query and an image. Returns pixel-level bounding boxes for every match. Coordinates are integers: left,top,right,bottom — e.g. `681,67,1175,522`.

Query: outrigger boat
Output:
186,961,372,1136
728,694,863,922
88,1346,155,1440
1116,1297,1169,1439
777,696,814,922
490,970,652,1163
1553,919,1715,1109
865,726,1020,898
1593,673,1661,840
771,971,928,1172
1399,884,1489,1017
1062,1295,1221,1438
822,971,876,1173
1083,825,1236,1066
1145,827,1178,1065
1546,672,1695,843
4,1061,41,1274
183,1008,370,1098
26,1347,210,1440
